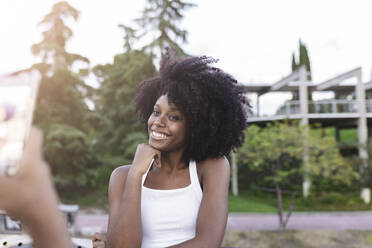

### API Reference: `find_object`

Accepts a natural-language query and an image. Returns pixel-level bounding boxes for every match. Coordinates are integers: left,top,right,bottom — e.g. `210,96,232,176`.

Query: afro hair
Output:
135,51,249,162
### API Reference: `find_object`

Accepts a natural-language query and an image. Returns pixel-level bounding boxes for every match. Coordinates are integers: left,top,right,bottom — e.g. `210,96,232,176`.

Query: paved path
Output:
75,211,372,235
227,212,372,230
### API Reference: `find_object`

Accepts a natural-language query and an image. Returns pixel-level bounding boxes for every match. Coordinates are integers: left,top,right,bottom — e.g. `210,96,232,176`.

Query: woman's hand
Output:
0,127,72,247
92,233,106,248
129,143,161,176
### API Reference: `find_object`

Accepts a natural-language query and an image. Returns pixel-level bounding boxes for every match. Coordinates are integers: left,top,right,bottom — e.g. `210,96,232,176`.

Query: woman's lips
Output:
150,131,169,140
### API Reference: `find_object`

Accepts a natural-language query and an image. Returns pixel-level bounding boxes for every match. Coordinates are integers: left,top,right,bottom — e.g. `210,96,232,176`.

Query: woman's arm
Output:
106,165,143,247
106,144,160,248
168,157,230,248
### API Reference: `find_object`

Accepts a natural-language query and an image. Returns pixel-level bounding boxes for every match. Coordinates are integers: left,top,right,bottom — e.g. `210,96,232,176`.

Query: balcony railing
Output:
251,99,372,117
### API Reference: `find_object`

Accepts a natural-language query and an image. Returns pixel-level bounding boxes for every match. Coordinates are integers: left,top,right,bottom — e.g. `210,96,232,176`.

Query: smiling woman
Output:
95,50,248,248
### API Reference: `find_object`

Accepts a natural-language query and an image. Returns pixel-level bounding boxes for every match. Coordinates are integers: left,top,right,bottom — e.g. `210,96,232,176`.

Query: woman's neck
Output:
159,150,187,173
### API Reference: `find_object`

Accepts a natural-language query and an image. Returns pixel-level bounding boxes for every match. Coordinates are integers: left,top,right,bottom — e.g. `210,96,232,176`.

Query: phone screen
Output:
0,70,40,176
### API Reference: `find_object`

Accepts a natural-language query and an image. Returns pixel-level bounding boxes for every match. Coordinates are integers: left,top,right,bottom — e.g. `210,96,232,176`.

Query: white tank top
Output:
141,160,203,248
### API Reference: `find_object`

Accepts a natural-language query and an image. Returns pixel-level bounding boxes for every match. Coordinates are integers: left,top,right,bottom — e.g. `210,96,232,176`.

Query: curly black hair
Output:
135,52,248,162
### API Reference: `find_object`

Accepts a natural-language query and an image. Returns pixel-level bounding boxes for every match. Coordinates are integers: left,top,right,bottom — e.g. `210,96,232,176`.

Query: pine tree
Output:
31,1,97,191
134,0,196,58
118,24,138,52
298,40,312,81
291,40,312,81
290,40,313,100
291,52,298,72
31,1,89,73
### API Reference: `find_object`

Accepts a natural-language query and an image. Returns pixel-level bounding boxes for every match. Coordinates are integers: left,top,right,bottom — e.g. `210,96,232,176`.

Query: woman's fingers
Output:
131,144,162,175
153,152,161,169
92,233,106,248
93,232,105,241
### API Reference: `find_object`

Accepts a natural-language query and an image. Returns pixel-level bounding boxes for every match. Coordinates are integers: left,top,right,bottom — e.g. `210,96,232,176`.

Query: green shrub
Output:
316,192,363,206
318,192,348,205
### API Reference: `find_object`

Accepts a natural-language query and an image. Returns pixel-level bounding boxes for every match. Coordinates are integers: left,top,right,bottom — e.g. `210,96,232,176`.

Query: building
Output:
244,66,372,198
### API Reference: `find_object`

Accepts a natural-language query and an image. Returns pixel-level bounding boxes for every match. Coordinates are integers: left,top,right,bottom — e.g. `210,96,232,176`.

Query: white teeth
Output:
152,131,168,139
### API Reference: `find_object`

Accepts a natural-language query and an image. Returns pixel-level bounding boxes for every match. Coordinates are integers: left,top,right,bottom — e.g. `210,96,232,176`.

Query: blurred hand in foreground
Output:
0,127,73,248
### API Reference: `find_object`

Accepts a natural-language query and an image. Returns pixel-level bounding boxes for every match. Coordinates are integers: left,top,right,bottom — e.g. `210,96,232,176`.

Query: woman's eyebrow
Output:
155,103,180,111
169,106,180,111
168,103,180,111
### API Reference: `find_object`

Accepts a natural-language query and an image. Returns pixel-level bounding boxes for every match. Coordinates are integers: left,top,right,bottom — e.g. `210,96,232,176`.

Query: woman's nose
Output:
153,115,165,126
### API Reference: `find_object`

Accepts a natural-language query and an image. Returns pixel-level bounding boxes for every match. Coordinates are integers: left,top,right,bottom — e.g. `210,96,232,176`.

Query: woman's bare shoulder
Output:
198,156,230,175
110,165,131,180
108,165,132,199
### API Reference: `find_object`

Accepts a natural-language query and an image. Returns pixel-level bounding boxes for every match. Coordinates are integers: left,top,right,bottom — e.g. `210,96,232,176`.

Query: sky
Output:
1,0,372,114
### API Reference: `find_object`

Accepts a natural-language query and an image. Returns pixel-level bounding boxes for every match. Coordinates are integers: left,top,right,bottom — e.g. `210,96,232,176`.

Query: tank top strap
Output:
142,158,155,186
189,161,203,198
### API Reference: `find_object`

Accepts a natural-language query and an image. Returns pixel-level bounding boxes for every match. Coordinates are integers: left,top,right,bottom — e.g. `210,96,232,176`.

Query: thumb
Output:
24,127,44,159
17,127,45,177
153,153,161,169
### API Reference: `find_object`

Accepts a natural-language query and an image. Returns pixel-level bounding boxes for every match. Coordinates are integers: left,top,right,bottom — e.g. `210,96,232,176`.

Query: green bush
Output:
316,192,364,206
318,192,348,205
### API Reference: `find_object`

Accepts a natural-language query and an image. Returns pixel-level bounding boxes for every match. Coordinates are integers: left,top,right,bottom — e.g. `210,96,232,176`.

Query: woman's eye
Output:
152,110,160,116
169,114,180,121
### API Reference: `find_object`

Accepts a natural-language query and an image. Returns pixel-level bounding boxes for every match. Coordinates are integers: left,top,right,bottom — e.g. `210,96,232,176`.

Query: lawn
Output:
228,191,277,213
228,190,372,213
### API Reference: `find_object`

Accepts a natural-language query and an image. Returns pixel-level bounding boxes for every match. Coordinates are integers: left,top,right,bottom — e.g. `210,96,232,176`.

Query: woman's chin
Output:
149,139,167,151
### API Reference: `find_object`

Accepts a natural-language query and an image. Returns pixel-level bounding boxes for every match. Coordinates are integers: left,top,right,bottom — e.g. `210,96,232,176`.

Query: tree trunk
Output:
274,180,284,230
283,192,296,228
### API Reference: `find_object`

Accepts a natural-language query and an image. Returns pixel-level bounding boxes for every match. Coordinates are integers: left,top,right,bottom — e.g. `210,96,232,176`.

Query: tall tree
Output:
134,0,196,58
291,52,297,72
238,122,357,230
291,39,312,81
118,24,138,52
93,50,157,165
290,40,312,101
299,40,312,81
31,1,97,191
31,1,89,73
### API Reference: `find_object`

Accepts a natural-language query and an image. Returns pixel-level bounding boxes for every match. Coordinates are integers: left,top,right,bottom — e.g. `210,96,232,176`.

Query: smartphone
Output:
0,70,40,176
